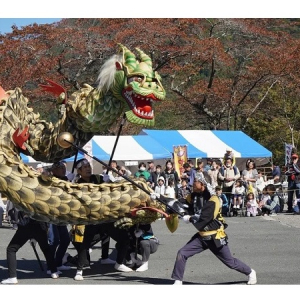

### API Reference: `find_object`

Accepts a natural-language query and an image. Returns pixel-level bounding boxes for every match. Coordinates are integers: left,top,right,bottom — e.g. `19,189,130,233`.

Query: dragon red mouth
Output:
123,88,159,119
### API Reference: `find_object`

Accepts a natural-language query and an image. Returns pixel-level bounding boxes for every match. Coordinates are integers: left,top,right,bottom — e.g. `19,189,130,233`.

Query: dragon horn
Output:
118,43,137,73
135,47,152,68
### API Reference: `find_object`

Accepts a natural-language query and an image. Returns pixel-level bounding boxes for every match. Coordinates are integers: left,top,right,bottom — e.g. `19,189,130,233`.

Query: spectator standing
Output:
222,148,236,167
154,176,166,196
246,192,258,217
272,164,281,184
218,158,240,198
177,178,192,204
242,159,259,198
182,162,196,188
134,162,151,180
285,153,300,213
256,169,266,194
204,158,213,172
162,160,180,198
207,160,220,190
215,186,229,216
165,177,176,199
231,179,245,209
148,165,165,189
147,161,156,173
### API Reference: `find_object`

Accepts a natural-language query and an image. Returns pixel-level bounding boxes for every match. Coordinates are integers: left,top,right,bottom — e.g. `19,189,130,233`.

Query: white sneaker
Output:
101,258,116,265
233,205,237,209
51,272,60,279
114,263,133,272
173,280,183,285
246,212,251,217
74,271,84,281
57,265,72,271
47,270,62,275
136,261,148,272
1,277,18,284
247,269,257,285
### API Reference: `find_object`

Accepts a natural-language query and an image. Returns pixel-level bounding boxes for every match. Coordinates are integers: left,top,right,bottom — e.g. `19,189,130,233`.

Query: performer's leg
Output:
171,234,207,281
209,242,252,275
100,233,110,259
34,223,58,274
6,225,30,278
55,225,70,267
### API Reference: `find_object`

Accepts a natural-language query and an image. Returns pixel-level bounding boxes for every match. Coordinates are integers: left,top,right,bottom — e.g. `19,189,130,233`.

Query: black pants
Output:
171,233,251,281
6,221,57,278
76,223,130,270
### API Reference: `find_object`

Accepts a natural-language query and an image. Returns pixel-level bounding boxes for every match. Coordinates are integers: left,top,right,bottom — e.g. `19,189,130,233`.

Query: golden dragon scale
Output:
0,44,180,231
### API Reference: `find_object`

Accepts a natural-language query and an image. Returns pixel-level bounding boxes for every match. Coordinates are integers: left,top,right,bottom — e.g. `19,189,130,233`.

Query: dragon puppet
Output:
0,44,184,232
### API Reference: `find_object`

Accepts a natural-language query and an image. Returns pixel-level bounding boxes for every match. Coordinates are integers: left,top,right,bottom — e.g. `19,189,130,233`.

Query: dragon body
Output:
0,44,180,230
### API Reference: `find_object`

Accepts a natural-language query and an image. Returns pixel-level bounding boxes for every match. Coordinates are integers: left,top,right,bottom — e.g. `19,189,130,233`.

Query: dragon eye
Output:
128,76,143,83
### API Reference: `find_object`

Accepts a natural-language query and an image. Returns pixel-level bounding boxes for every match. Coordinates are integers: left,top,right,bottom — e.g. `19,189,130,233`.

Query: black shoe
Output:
286,209,294,213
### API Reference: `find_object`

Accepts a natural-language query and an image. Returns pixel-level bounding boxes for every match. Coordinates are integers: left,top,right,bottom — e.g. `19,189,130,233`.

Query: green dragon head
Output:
97,44,166,127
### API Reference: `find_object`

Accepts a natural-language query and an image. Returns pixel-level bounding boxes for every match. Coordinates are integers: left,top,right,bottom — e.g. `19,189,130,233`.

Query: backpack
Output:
219,165,238,177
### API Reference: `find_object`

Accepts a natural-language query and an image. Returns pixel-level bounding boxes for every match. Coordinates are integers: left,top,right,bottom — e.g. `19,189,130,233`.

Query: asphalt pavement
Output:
1,209,300,290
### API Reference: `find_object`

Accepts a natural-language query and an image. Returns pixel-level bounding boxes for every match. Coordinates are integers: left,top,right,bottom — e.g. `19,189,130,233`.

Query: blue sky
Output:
0,18,62,34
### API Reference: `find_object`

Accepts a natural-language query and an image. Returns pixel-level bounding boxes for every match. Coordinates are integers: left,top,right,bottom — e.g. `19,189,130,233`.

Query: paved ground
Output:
1,207,300,289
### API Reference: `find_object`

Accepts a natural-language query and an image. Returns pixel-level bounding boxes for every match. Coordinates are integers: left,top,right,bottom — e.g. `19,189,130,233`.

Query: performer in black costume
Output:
171,177,257,285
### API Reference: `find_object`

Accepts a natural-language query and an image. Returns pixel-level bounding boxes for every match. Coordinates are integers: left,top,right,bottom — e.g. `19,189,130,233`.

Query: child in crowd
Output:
232,180,245,209
165,178,176,199
246,192,258,217
215,186,229,216
177,178,192,204
261,184,281,216
154,177,166,196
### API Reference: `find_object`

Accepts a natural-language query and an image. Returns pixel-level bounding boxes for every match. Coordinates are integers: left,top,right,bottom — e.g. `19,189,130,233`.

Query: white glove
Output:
134,229,143,238
29,238,37,246
150,193,160,200
182,215,191,224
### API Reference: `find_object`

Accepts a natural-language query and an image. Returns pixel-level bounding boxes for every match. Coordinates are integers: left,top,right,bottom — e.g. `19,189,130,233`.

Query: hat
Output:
36,163,43,169
158,176,165,183
226,147,232,152
292,154,298,159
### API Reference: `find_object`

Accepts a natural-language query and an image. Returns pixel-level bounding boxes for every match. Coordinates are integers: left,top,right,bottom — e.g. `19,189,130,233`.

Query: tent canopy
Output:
140,129,272,159
92,135,172,161
21,135,172,164
20,130,271,165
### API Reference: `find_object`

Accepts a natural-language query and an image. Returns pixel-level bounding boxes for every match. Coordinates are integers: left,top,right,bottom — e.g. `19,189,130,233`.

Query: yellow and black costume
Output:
171,184,254,283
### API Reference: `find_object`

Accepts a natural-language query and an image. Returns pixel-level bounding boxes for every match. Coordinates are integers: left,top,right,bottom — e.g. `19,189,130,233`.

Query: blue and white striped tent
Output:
20,135,172,164
20,130,271,164
91,135,172,161
139,130,272,159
